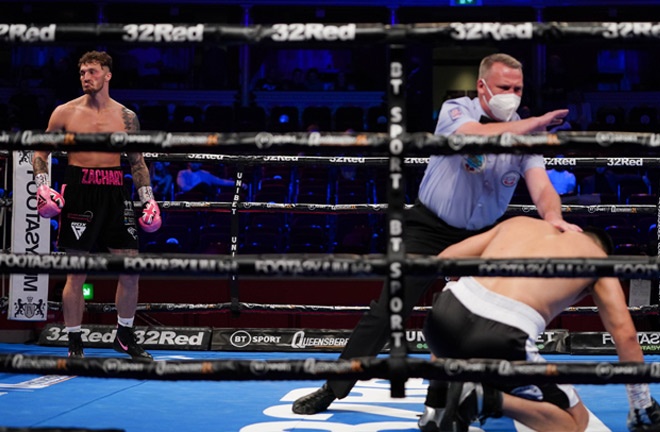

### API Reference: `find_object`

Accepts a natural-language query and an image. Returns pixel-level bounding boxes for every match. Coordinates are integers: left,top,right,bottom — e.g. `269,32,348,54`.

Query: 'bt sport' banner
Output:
9,151,49,321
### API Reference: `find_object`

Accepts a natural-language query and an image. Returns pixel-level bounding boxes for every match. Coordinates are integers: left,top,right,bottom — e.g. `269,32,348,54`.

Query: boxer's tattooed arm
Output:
128,152,151,189
32,153,49,175
122,107,140,132
122,107,150,188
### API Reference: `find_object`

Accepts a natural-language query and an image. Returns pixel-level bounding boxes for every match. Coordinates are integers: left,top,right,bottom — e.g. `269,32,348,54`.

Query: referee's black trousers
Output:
328,201,489,399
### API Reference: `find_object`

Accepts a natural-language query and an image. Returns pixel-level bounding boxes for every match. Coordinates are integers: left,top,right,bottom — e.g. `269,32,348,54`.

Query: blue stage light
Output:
451,0,482,5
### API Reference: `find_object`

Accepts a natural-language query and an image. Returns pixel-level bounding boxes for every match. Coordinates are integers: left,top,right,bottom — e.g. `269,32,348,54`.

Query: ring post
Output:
386,44,408,398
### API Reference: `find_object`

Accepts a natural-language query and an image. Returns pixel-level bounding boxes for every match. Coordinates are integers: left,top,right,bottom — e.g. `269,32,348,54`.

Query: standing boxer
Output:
33,50,161,360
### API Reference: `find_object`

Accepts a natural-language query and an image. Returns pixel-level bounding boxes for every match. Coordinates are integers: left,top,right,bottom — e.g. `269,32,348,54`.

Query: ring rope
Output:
0,200,656,216
2,22,660,45
5,298,652,316
39,152,660,169
156,202,659,215
2,130,659,154
0,252,657,278
1,354,659,385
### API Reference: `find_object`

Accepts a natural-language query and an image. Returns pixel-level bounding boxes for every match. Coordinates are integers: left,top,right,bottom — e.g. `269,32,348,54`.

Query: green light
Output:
82,282,94,300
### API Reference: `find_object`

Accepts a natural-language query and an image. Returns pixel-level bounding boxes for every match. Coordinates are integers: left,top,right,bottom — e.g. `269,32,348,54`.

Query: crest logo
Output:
14,296,45,319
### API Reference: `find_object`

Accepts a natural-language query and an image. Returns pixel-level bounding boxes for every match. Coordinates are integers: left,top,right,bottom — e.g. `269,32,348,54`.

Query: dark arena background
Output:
2,0,660,431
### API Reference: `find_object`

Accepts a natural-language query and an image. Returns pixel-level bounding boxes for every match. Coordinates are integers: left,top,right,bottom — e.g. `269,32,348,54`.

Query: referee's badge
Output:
501,170,520,187
449,107,463,121
463,154,486,173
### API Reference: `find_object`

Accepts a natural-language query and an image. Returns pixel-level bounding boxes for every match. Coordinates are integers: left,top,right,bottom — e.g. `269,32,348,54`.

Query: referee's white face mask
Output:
480,79,521,122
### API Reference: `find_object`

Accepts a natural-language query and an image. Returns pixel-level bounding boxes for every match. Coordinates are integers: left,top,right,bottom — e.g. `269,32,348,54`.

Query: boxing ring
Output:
2,19,660,432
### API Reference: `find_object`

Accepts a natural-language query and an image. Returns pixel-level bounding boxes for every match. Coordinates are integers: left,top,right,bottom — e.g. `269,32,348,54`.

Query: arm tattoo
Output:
123,107,148,187
122,107,141,132
128,153,151,188
33,154,49,175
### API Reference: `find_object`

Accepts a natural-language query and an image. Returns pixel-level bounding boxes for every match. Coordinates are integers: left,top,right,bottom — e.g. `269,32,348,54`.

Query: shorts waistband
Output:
65,166,124,186
446,276,546,340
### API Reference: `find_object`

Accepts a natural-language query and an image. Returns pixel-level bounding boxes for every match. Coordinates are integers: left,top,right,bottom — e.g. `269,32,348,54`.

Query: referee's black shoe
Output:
292,383,336,414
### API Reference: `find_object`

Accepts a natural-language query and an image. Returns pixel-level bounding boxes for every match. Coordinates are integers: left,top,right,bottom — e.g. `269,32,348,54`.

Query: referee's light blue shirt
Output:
418,96,545,230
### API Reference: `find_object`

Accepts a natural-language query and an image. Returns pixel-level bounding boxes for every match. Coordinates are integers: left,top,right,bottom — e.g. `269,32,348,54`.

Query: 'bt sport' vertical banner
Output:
9,151,50,321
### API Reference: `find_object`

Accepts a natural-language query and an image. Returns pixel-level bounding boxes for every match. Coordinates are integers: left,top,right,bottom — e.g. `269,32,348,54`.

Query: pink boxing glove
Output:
137,186,161,233
35,173,65,218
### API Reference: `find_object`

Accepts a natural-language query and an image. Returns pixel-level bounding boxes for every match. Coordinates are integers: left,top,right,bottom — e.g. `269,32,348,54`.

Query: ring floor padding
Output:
0,343,652,431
